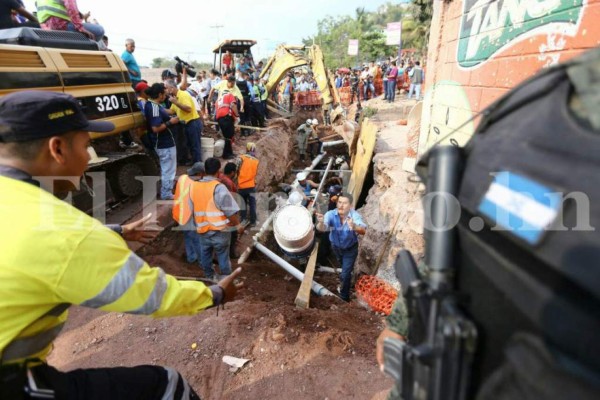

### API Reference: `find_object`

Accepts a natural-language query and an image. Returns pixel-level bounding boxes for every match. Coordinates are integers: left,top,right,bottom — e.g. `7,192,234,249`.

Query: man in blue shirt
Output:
316,193,367,301
121,38,141,87
143,83,178,200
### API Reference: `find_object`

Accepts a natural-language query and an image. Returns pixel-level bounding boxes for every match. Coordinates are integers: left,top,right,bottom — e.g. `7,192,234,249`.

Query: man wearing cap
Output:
296,171,319,207
190,157,244,281
237,143,259,227
316,192,366,302
173,161,205,265
0,90,243,399
121,38,141,88
134,81,156,158
296,119,315,162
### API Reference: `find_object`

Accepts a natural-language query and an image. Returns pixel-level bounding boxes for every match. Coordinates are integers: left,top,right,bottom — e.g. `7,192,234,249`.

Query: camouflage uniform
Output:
385,298,409,400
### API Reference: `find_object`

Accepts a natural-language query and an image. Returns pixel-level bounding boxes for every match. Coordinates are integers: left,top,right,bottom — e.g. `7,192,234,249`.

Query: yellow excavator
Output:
259,44,343,124
0,27,157,211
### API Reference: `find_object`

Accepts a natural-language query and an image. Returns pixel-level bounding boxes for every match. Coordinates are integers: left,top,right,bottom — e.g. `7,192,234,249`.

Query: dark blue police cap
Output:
0,91,114,142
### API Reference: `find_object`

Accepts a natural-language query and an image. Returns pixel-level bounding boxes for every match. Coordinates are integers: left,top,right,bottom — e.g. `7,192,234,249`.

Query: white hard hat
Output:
296,172,307,181
288,191,303,205
311,119,318,125
306,119,312,125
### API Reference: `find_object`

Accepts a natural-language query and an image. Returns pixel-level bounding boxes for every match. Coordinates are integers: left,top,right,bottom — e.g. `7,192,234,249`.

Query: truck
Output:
0,27,158,212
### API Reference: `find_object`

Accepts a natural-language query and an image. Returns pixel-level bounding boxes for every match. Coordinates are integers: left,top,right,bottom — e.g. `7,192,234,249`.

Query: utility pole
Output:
210,24,224,42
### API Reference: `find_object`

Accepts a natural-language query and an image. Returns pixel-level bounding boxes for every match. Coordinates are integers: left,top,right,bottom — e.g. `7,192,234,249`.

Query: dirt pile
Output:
49,229,394,399
251,118,295,191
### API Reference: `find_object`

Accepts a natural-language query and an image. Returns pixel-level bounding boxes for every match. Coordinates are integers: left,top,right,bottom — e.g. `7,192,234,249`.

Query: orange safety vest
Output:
172,175,194,225
238,154,259,190
190,180,229,234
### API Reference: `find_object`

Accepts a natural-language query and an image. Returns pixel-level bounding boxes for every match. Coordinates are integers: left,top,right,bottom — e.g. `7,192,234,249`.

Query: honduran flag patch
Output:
478,171,562,245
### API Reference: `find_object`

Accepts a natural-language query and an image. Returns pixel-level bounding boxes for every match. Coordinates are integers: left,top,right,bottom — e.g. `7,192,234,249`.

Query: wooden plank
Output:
204,120,269,131
347,118,378,208
294,242,320,309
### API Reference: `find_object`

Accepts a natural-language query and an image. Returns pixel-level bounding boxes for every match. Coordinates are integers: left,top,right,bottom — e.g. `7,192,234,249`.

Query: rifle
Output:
383,146,477,400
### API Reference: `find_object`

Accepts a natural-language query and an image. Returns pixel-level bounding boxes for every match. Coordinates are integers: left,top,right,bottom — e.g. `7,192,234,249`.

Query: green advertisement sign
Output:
457,0,584,68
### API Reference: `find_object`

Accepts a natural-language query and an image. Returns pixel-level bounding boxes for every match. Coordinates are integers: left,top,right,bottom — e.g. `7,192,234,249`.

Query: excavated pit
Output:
46,116,394,400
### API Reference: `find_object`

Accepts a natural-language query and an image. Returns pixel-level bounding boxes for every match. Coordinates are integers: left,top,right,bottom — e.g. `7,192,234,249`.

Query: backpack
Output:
448,46,600,398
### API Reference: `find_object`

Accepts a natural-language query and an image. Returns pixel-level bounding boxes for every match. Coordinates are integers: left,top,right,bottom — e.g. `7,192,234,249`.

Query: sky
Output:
22,0,399,67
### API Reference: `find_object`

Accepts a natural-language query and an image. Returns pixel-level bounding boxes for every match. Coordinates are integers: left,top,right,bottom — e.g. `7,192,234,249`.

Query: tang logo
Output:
457,0,584,68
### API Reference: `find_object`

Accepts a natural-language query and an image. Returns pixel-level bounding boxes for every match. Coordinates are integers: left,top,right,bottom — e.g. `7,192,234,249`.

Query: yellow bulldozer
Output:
0,27,157,211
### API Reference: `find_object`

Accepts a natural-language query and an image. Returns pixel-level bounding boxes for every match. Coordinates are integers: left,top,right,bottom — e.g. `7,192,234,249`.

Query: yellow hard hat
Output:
246,142,256,152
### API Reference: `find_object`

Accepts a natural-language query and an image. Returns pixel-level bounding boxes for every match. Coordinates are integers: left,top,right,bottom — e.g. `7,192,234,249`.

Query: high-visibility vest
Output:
0,175,216,364
36,0,70,23
216,93,237,120
238,154,258,190
191,180,229,234
172,175,194,225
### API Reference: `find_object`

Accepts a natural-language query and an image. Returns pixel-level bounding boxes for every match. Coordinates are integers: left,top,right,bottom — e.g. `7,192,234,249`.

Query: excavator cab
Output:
0,27,158,212
212,39,257,72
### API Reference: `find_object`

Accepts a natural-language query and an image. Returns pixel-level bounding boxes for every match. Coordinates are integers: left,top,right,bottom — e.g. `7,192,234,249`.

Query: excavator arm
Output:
260,44,342,123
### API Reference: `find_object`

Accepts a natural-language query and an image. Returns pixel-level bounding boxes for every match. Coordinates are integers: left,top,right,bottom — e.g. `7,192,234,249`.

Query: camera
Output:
174,56,196,78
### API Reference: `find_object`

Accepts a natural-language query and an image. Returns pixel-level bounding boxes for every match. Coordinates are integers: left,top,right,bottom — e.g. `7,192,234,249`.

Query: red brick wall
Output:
417,0,600,156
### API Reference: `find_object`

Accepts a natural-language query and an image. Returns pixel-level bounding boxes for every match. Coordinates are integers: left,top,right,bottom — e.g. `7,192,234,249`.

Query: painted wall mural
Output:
415,0,599,159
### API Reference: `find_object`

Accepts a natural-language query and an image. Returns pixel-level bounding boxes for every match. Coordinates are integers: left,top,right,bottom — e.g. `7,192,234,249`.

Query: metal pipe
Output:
292,152,327,188
255,243,335,297
309,157,333,212
238,152,328,265
321,140,346,148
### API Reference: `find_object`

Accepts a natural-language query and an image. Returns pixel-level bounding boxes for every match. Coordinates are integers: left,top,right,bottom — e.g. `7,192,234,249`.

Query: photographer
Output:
175,56,196,91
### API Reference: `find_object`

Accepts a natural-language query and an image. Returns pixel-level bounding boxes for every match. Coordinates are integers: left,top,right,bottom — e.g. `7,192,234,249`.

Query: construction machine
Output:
259,44,343,124
0,27,158,212
212,39,257,72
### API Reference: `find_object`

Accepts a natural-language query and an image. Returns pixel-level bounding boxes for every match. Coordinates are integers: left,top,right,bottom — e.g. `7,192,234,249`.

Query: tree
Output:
151,57,167,69
302,1,430,69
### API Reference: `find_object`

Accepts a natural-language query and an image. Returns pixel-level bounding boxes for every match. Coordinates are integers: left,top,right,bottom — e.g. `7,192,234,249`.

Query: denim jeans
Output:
408,84,422,100
67,22,105,41
387,80,397,102
383,80,389,99
185,119,202,163
363,82,375,100
198,230,232,278
156,146,176,199
182,229,201,263
238,187,257,224
332,243,359,301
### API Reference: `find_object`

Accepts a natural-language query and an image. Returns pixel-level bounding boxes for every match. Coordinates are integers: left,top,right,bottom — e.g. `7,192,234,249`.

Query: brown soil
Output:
45,110,395,400
48,226,393,399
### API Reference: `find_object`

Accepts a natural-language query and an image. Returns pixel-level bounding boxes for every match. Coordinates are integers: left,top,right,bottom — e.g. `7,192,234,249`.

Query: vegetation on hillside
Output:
303,1,433,68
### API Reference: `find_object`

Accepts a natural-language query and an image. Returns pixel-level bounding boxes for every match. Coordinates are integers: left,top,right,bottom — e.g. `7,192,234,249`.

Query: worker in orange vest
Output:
172,161,205,265
190,157,244,281
237,142,259,227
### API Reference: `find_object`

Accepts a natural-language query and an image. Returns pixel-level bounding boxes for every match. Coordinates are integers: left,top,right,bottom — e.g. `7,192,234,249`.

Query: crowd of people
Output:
334,58,425,104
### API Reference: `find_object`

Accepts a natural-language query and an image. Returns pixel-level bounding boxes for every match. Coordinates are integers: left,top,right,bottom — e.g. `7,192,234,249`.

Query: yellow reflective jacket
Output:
36,0,71,24
0,176,215,364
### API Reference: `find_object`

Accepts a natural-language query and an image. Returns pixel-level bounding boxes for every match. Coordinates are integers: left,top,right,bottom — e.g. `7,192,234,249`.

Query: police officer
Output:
0,91,242,399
